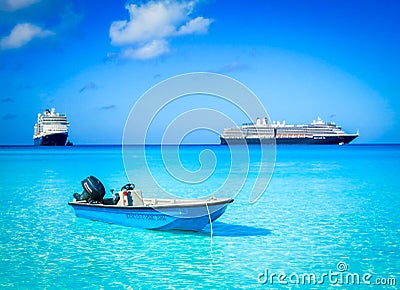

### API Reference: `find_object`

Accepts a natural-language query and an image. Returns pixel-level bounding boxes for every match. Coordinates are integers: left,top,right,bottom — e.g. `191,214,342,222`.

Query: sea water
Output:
0,145,399,289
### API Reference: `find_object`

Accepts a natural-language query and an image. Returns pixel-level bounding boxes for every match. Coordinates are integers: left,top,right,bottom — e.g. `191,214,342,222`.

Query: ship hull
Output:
220,134,358,145
34,132,68,146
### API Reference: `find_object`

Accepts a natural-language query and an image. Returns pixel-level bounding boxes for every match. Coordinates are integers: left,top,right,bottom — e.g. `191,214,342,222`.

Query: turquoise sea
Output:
0,145,399,289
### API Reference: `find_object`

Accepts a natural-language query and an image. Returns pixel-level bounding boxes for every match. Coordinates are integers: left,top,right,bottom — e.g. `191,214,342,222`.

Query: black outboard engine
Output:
73,176,106,203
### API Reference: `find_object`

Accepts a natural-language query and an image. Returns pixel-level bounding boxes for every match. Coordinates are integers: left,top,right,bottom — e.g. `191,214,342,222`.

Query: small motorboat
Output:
68,176,233,231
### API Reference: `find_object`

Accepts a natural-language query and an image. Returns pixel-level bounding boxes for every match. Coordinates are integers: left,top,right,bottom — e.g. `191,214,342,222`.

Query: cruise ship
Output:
220,117,358,145
33,108,69,146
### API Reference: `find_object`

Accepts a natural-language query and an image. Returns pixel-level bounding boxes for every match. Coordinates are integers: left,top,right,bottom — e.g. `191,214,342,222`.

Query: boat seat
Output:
102,198,115,205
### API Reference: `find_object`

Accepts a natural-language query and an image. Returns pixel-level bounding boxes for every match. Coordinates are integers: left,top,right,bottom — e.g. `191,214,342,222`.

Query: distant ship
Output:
33,108,70,146
220,117,358,145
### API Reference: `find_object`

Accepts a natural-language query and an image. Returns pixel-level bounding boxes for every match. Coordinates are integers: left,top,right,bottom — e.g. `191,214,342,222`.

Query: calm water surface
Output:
0,145,399,289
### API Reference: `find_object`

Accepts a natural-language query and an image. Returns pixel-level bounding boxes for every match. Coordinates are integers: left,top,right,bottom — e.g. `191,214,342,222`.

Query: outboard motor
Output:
73,176,106,203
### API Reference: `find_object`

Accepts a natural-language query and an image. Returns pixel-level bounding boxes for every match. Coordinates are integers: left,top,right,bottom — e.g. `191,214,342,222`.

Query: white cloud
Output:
121,39,170,60
0,0,40,11
110,1,187,45
110,0,212,59
176,16,213,35
0,23,54,49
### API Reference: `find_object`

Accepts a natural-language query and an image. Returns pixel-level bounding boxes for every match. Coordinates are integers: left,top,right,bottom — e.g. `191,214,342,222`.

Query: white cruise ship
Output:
220,117,358,145
33,108,70,146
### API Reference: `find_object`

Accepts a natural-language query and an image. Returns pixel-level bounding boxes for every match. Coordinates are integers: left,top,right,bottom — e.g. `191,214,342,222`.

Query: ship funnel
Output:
263,118,268,126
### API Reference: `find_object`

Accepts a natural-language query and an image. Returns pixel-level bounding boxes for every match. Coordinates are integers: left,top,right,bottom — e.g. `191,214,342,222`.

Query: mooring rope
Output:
205,202,213,253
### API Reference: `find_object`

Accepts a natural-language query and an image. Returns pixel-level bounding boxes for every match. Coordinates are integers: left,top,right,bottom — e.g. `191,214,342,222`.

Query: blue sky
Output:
0,0,399,144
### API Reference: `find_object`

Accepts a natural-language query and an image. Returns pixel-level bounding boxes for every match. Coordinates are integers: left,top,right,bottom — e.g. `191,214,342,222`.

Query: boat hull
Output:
68,198,233,231
34,132,68,146
220,134,358,145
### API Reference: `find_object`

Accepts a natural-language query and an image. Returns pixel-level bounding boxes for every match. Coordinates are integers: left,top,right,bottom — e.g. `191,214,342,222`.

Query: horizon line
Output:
1,143,400,147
